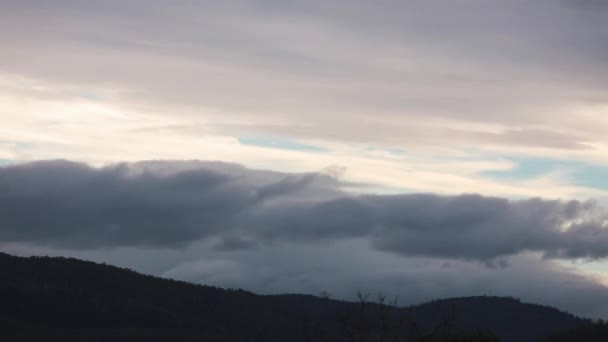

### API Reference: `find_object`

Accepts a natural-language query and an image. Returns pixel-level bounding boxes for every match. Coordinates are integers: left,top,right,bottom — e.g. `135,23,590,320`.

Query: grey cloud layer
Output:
1,0,607,150
2,160,607,261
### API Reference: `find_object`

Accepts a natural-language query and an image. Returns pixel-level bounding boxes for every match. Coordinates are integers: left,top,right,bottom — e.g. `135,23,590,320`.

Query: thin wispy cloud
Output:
1,0,607,198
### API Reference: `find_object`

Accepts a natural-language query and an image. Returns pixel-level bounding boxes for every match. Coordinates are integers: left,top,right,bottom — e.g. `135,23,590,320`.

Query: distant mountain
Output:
0,252,590,341
408,296,589,342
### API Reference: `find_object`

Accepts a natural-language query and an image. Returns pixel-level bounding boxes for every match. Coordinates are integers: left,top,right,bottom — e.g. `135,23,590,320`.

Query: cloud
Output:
1,0,607,152
1,160,607,262
1,1,608,200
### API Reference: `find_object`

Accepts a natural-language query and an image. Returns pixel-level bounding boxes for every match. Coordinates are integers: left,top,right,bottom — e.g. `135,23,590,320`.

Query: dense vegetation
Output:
0,252,592,341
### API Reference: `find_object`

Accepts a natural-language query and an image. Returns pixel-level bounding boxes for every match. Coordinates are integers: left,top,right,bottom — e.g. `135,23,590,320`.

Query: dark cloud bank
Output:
1,160,607,260
2,160,608,318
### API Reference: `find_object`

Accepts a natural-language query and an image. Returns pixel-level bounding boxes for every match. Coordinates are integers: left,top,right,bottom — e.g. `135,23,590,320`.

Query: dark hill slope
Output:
539,321,608,341
408,296,588,341
0,252,590,341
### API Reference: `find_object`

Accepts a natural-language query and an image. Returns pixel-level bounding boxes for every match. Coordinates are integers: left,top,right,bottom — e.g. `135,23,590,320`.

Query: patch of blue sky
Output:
482,157,608,190
364,146,406,155
9,142,33,152
237,136,328,153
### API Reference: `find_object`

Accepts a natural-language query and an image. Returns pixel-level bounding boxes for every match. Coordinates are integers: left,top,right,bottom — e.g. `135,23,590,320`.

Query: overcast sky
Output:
2,0,608,318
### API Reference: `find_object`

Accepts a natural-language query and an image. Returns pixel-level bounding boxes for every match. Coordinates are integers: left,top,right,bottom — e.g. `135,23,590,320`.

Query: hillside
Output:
0,252,590,341
408,296,588,341
539,321,608,342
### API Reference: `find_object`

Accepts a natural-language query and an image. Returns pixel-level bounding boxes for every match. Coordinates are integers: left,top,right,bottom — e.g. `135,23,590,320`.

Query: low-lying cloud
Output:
1,160,607,262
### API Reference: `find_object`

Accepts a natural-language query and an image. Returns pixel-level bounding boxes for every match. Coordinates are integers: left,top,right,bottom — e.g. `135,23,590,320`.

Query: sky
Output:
1,0,608,318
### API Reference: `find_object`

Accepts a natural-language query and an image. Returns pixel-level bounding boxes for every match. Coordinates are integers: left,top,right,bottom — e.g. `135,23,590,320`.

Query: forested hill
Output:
0,252,591,341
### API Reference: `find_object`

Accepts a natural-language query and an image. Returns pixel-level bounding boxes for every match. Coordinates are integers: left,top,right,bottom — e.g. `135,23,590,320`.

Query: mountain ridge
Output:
0,252,591,341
